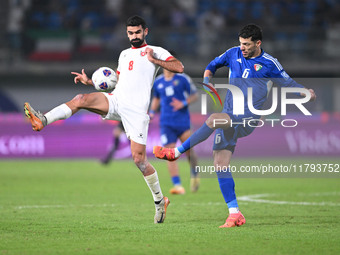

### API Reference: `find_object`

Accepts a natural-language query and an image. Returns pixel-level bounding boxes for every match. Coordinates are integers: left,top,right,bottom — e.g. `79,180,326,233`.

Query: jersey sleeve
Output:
269,58,304,89
205,48,233,74
153,47,173,62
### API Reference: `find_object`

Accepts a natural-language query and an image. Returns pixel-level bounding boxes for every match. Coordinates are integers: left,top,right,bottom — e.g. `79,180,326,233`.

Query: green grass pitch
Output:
0,158,339,255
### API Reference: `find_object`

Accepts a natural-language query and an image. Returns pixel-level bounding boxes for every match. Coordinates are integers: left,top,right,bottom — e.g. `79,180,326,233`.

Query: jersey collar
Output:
250,49,264,59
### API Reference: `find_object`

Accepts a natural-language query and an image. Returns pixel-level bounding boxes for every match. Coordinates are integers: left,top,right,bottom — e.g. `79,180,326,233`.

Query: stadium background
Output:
1,0,339,159
0,1,339,255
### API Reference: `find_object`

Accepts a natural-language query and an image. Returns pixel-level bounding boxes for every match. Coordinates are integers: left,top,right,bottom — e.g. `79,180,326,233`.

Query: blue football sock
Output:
177,123,214,153
171,176,181,186
216,170,238,208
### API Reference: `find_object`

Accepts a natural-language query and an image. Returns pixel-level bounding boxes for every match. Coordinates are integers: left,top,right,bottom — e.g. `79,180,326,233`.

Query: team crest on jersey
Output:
141,51,146,56
173,80,179,86
254,64,263,71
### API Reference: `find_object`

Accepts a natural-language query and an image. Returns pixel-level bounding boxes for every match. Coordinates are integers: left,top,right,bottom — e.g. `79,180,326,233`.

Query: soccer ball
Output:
92,67,117,92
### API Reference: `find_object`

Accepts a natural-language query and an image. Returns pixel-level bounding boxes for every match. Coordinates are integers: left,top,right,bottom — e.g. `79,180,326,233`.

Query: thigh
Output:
70,92,109,115
120,108,150,145
206,112,231,129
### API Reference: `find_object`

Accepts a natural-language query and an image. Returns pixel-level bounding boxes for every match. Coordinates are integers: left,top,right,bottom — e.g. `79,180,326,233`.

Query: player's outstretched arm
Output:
203,70,214,83
71,69,94,86
202,70,216,91
145,47,184,73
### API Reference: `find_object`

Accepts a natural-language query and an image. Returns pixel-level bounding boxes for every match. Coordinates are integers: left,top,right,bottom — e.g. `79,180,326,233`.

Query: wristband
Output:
149,110,155,115
182,100,188,107
203,77,210,84
203,77,211,91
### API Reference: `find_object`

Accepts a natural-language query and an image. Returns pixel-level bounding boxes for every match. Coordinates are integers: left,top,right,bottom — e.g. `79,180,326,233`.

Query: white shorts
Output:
102,93,150,145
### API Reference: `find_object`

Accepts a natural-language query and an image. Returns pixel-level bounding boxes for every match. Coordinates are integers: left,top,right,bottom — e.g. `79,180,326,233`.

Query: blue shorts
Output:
212,111,258,152
160,125,190,146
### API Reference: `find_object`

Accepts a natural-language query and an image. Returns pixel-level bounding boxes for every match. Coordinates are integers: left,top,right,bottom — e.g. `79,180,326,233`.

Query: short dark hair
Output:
238,24,262,41
126,15,147,29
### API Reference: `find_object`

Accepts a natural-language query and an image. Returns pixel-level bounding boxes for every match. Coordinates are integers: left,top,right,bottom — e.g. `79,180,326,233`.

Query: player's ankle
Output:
174,148,181,158
42,116,47,127
229,207,240,214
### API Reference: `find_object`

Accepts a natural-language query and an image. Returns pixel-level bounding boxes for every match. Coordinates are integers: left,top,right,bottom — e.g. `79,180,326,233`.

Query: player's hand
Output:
170,98,186,111
71,69,92,86
149,110,155,120
309,89,316,102
145,47,155,63
301,88,316,102
203,82,215,92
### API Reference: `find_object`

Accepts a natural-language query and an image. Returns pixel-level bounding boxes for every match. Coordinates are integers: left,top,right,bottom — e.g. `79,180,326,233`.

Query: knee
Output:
214,158,223,167
71,94,87,108
206,113,221,128
132,151,147,172
213,153,231,167
206,113,231,129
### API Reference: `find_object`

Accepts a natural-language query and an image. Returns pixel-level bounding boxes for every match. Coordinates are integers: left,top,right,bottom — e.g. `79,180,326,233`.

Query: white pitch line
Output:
238,194,340,206
2,193,340,210
296,192,340,197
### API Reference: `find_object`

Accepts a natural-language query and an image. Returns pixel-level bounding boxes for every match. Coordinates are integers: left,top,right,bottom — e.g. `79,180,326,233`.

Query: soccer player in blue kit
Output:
154,24,316,228
150,62,199,194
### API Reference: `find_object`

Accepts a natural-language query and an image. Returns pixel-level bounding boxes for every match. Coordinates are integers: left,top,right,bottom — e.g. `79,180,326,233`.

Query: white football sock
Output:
44,104,72,125
144,171,163,202
229,207,240,214
174,148,181,158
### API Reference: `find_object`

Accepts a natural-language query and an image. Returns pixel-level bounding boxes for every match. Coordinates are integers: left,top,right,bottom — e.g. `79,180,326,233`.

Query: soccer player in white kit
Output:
24,15,184,224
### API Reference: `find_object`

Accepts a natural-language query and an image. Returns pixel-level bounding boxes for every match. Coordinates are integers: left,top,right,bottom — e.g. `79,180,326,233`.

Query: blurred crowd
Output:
8,0,339,31
2,0,340,115
5,0,340,62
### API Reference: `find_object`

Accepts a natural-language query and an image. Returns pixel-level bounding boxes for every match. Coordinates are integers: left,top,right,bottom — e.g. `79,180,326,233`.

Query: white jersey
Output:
114,44,172,112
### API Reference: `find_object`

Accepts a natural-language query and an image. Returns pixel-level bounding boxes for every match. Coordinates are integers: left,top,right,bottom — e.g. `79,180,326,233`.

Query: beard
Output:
246,51,255,58
130,38,144,48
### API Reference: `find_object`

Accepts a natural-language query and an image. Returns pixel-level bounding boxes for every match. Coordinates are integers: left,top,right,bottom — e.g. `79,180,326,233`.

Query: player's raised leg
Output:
24,92,109,131
130,141,170,223
24,102,48,131
154,112,231,161
213,149,245,228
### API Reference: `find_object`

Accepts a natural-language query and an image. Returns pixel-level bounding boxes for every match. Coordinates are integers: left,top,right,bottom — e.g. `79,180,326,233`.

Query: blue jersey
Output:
206,47,304,115
153,73,197,128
